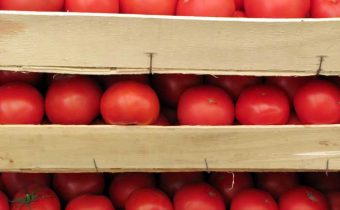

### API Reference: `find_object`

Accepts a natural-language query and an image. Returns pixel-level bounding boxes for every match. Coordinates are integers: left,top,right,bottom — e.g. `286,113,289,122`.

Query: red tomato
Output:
294,79,340,124
287,113,302,125
256,173,300,199
0,0,63,11
153,113,171,126
126,188,173,210
178,86,234,125
2,173,51,198
120,0,177,15
53,173,105,202
11,185,60,210
0,71,42,86
66,195,115,210
0,191,9,210
302,172,340,192
101,81,160,125
160,172,205,197
234,10,247,17
244,0,310,18
206,75,262,100
235,0,244,10
152,74,203,108
311,0,340,17
0,83,44,124
176,0,235,17
66,0,119,12
45,76,102,125
209,172,253,203
236,85,290,125
279,186,328,210
99,75,149,88
327,192,340,210
231,189,278,210
109,173,156,209
174,183,225,210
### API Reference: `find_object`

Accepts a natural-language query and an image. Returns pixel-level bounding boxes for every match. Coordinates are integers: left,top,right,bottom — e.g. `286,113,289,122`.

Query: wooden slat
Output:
0,12,340,76
0,125,339,172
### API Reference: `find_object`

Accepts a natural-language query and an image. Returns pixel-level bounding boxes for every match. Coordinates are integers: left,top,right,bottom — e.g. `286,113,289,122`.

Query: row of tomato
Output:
0,71,339,125
0,172,339,210
0,0,339,18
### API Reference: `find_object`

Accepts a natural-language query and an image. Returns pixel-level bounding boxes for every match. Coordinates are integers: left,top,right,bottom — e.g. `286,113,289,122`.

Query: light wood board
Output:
0,125,339,172
0,12,340,76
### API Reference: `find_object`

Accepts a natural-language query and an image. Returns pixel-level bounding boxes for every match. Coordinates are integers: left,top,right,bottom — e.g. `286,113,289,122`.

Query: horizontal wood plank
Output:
0,125,339,172
0,12,340,76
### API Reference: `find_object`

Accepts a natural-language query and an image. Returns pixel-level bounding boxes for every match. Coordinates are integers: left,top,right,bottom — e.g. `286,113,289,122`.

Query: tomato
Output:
161,107,178,124
234,10,247,17
311,0,340,17
235,0,244,10
255,173,300,199
101,82,160,125
120,0,177,15
160,172,205,197
0,191,9,210
176,0,235,17
327,192,340,210
206,75,262,100
66,0,119,12
66,195,115,210
301,172,340,192
0,83,44,124
294,79,340,124
2,173,51,198
45,76,102,125
174,183,225,210
231,189,278,210
152,74,203,108
0,0,63,11
153,113,171,126
126,188,173,210
178,86,234,125
0,71,42,86
287,113,302,125
99,75,149,88
244,0,310,18
53,173,105,202
209,172,253,203
279,186,328,210
236,85,290,125
109,173,156,209
11,185,60,210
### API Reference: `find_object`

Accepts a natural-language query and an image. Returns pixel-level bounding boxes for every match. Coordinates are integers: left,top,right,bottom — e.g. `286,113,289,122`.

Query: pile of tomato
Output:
0,172,339,210
0,0,339,18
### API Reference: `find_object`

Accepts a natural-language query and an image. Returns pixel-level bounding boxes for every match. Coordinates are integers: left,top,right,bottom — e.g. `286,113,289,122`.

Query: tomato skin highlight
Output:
66,195,115,210
66,0,119,13
0,0,64,11
311,0,340,18
120,0,177,15
126,188,173,210
176,0,236,17
231,189,278,210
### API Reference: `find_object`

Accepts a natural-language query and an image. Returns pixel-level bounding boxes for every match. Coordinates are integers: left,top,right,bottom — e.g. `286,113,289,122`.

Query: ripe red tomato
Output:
279,186,328,210
152,74,203,108
120,0,177,15
235,0,244,10
178,86,234,125
287,113,302,125
99,75,149,88
0,0,64,11
0,71,42,86
234,10,247,17
2,173,51,198
11,185,60,210
301,172,340,192
236,85,290,125
176,0,235,17
45,76,102,125
160,172,205,197
209,172,253,203
327,192,340,210
53,173,105,202
109,173,156,209
206,75,262,100
244,0,310,18
126,188,173,210
0,191,9,210
66,195,115,210
174,183,225,210
311,0,340,17
0,83,44,124
256,173,300,199
294,79,340,124
153,114,171,126
101,81,160,125
66,0,119,12
231,189,278,210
